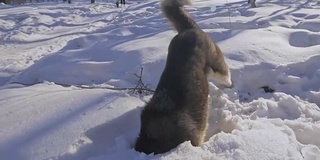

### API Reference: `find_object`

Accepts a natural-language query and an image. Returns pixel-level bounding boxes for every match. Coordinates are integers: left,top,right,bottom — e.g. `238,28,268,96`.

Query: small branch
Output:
10,81,155,93
9,68,154,95
131,67,153,95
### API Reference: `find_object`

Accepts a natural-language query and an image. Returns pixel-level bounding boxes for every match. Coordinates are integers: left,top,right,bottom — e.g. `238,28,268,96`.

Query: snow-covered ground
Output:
0,0,320,159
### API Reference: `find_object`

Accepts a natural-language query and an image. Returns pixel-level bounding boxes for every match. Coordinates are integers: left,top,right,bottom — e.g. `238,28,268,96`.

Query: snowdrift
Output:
0,0,320,159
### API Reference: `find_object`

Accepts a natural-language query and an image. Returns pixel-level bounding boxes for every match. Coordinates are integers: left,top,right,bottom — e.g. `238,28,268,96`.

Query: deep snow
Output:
0,0,320,160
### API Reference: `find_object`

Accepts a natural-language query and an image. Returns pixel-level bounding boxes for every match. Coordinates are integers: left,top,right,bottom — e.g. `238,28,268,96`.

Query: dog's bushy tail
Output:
160,0,199,34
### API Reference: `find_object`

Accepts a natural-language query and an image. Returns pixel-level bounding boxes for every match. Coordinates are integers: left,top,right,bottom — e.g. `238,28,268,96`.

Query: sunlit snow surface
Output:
0,0,320,159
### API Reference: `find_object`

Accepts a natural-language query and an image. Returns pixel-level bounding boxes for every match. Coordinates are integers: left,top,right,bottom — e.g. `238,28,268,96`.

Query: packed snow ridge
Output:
0,0,319,160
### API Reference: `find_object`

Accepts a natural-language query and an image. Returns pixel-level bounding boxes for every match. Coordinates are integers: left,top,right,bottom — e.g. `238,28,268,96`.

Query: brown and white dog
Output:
134,0,232,155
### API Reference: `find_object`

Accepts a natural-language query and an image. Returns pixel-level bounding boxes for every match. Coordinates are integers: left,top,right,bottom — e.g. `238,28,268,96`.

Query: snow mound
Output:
294,19,320,32
1,0,320,160
232,55,320,107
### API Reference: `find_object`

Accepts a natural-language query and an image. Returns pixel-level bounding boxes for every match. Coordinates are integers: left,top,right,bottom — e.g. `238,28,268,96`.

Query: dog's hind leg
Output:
207,43,233,88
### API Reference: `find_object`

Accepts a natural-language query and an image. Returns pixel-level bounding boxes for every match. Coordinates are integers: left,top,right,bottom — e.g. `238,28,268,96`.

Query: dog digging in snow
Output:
134,0,233,154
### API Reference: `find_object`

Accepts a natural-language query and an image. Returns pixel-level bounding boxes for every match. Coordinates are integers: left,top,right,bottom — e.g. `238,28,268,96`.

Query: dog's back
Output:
134,0,232,155
160,0,232,88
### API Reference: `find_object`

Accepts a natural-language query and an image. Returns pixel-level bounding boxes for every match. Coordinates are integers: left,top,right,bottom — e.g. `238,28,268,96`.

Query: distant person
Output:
248,0,256,8
120,0,125,6
116,1,119,8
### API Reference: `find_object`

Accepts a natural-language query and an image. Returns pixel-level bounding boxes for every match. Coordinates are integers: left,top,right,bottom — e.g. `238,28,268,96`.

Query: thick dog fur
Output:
134,0,232,155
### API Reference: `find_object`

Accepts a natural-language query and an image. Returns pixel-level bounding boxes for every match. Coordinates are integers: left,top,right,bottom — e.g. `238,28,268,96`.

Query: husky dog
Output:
134,0,232,155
